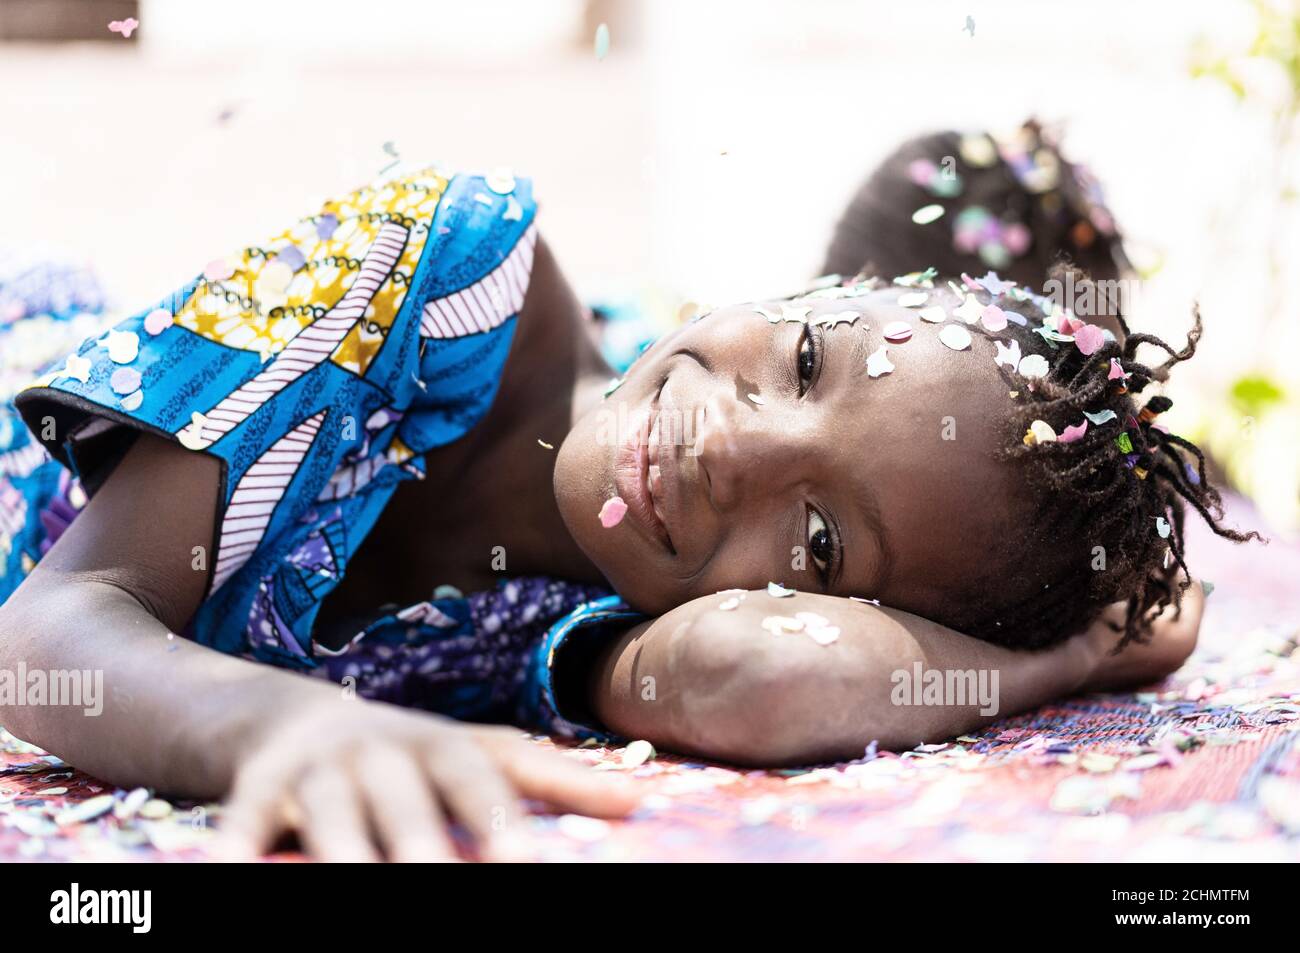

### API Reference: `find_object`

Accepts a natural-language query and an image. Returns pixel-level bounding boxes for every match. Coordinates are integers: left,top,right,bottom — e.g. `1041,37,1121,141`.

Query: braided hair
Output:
918,266,1262,653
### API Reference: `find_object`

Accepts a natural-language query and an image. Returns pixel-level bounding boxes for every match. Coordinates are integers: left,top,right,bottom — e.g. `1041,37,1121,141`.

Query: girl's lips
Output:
613,388,673,552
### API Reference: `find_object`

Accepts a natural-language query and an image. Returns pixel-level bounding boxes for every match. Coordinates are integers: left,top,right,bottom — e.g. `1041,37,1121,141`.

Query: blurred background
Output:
1,0,1298,531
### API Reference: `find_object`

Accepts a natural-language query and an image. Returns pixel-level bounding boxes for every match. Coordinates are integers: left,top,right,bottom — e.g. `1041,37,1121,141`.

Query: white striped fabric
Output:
184,222,410,451
211,409,326,592
419,224,538,339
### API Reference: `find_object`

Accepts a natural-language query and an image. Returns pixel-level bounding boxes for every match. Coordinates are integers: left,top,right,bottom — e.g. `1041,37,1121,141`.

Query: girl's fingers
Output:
219,760,290,861
424,736,535,862
354,745,459,863
294,764,381,863
488,737,641,819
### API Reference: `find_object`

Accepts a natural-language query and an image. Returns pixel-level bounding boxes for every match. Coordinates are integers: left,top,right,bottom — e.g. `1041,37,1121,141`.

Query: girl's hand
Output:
1080,581,1205,693
218,698,639,862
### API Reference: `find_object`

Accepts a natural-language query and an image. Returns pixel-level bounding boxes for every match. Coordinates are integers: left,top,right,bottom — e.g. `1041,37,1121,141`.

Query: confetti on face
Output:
866,345,894,377
918,305,947,323
897,291,928,308
110,367,141,395
1059,420,1088,443
595,22,610,59
143,308,173,335
939,324,972,351
120,390,143,412
882,322,913,343
1108,358,1128,381
1083,409,1117,425
953,294,984,324
203,259,234,282
912,204,945,225
103,329,139,364
994,339,1021,371
1155,516,1171,539
537,439,554,450
762,615,804,634
1024,419,1057,445
806,625,841,646
747,393,765,406
108,18,139,38
814,310,860,328
719,597,741,611
486,168,516,195
753,305,781,323
767,581,796,598
980,304,1008,332
62,354,92,383
1074,324,1106,355
599,495,628,528
1017,354,1049,379
780,304,811,323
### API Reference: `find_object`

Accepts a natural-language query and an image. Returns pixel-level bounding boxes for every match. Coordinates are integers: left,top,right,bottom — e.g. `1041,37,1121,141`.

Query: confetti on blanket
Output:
1,494,1296,862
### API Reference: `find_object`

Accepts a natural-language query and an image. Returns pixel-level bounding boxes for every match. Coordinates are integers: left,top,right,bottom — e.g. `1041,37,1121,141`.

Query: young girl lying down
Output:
0,156,1251,862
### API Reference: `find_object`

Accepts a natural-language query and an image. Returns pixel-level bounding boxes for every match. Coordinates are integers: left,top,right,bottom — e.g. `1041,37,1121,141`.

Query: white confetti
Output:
1017,354,1050,379
866,345,894,377
939,324,972,351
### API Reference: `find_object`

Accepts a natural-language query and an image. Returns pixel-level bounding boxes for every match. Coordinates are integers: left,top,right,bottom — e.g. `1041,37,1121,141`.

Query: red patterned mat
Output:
2,496,1297,861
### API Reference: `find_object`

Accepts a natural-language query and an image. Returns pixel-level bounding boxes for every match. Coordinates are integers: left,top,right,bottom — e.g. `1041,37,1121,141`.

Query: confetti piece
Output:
897,291,928,308
178,411,210,451
139,798,172,819
603,377,623,397
1107,358,1127,380
1017,354,1049,378
316,213,340,240
918,305,947,323
203,259,234,281
143,308,173,335
795,611,829,628
719,597,740,611
994,339,1021,370
1059,420,1088,443
486,168,516,195
621,739,656,768
56,794,115,826
61,354,92,383
976,271,1015,296
1202,580,1215,598
806,625,840,646
939,324,972,351
762,615,804,634
120,390,143,411
1083,409,1117,425
537,439,554,450
754,305,781,323
814,310,860,328
1074,323,1105,356
109,368,141,395
1155,516,1171,539
599,496,627,528
747,393,765,405
980,304,1008,332
767,582,796,598
866,345,894,377
882,321,913,343
781,304,811,323
912,204,945,225
959,134,996,167
1115,432,1133,453
103,329,139,364
594,22,610,59
1023,420,1057,445
108,18,138,38
953,294,983,324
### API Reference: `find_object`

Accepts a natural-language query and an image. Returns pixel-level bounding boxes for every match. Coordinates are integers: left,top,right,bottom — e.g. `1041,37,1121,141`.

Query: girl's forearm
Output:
590,591,1097,766
0,577,345,797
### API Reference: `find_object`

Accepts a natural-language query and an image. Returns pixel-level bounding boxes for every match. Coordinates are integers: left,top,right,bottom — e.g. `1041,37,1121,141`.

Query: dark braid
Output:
948,269,1262,652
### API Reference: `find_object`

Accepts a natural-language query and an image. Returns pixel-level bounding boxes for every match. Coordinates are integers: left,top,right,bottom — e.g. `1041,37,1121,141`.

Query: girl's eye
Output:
796,325,820,394
807,508,835,578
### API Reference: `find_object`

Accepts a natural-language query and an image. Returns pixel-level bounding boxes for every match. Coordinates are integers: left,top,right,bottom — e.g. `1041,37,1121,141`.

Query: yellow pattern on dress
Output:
179,166,447,378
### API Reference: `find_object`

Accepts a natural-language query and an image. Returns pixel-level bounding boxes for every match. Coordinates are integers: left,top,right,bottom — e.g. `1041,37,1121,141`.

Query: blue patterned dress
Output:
0,166,642,740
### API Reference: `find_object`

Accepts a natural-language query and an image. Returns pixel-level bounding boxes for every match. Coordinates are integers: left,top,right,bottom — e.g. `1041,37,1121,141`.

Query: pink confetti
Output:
1074,324,1105,356
1056,314,1083,335
143,308,173,335
110,367,141,395
1003,223,1031,256
960,272,982,291
1107,358,1127,381
599,496,627,528
203,259,234,281
980,304,1008,332
108,18,139,38
882,321,912,343
1059,420,1088,443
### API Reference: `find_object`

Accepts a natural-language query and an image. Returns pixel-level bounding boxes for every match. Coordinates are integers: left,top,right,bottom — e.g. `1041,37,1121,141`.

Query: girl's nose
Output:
693,391,802,511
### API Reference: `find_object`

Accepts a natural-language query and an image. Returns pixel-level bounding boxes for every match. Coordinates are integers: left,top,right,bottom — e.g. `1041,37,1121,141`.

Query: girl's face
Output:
555,289,1029,617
